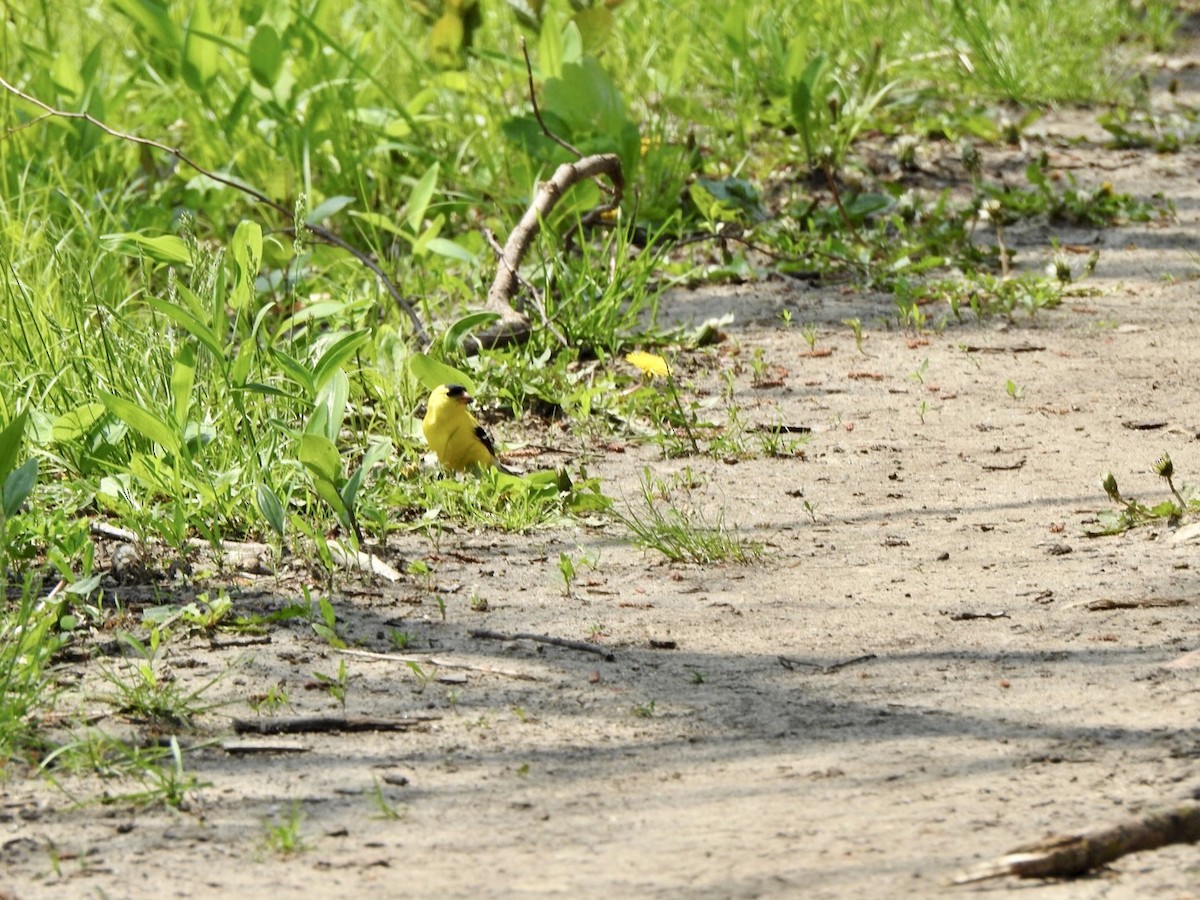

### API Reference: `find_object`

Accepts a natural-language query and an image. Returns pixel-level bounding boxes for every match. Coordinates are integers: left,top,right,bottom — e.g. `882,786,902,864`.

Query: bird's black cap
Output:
445,384,469,399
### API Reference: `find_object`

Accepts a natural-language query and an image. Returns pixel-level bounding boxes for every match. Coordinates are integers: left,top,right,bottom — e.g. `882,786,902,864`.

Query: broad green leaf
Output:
407,353,474,393
110,0,181,51
182,0,218,91
230,342,255,386
411,215,445,257
312,330,370,391
571,7,613,53
100,232,192,265
342,439,393,512
309,370,349,441
170,343,197,429
722,2,747,56
2,458,37,517
506,0,543,30
298,433,341,485
232,220,263,273
249,24,283,87
347,210,408,239
539,14,564,79
312,476,348,519
424,237,477,264
0,410,29,482
145,297,222,359
101,393,181,456
51,51,84,99
255,483,286,537
275,298,370,336
51,402,109,452
668,36,691,91
230,220,263,311
543,58,626,137
442,312,500,352
306,195,356,224
405,163,440,233
271,347,315,396
561,20,583,65
26,409,53,446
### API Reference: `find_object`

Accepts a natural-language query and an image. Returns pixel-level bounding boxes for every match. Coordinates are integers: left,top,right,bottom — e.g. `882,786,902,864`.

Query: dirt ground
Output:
6,41,1200,900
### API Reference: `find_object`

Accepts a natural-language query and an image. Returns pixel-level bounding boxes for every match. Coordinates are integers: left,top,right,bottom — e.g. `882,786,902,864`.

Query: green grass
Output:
616,469,762,564
0,0,1182,798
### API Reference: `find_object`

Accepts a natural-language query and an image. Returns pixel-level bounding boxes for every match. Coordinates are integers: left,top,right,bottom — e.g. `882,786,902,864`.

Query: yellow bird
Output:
421,384,515,474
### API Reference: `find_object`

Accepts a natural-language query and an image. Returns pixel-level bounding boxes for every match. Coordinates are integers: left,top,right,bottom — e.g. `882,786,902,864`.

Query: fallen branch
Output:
469,42,623,351
472,153,623,350
230,715,438,735
1086,597,1189,611
952,796,1200,884
470,628,615,661
778,653,876,674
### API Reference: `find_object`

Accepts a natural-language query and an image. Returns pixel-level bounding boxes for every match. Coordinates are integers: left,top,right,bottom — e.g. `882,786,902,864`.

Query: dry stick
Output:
778,653,876,674
472,153,624,351
522,38,583,160
470,628,616,662
823,161,866,247
1085,597,1189,611
952,797,1200,884
0,76,427,342
231,715,438,736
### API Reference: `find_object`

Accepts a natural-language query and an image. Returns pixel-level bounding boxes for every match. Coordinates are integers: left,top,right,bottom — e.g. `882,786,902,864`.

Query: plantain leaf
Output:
298,433,342,486
255,483,286,537
407,353,474,393
248,24,282,87
2,458,38,518
101,232,192,265
0,410,29,482
405,163,440,234
101,393,182,456
170,342,197,429
182,0,219,90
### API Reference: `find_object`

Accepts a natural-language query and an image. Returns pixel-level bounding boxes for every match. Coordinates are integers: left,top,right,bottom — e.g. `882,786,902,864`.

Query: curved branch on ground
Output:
470,153,624,351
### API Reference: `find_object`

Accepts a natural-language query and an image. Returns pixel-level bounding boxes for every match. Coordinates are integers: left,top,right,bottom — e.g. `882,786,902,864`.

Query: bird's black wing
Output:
473,424,497,457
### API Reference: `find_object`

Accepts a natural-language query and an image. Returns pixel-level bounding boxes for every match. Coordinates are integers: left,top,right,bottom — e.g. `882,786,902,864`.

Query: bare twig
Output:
822,161,866,246
672,229,828,279
0,76,428,341
952,796,1200,883
1085,597,1189,611
777,653,876,674
470,628,616,661
522,38,582,159
230,715,438,735
822,653,877,673
464,44,625,351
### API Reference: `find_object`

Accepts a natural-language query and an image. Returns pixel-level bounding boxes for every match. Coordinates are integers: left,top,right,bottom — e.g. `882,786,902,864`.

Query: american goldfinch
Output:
422,384,515,474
